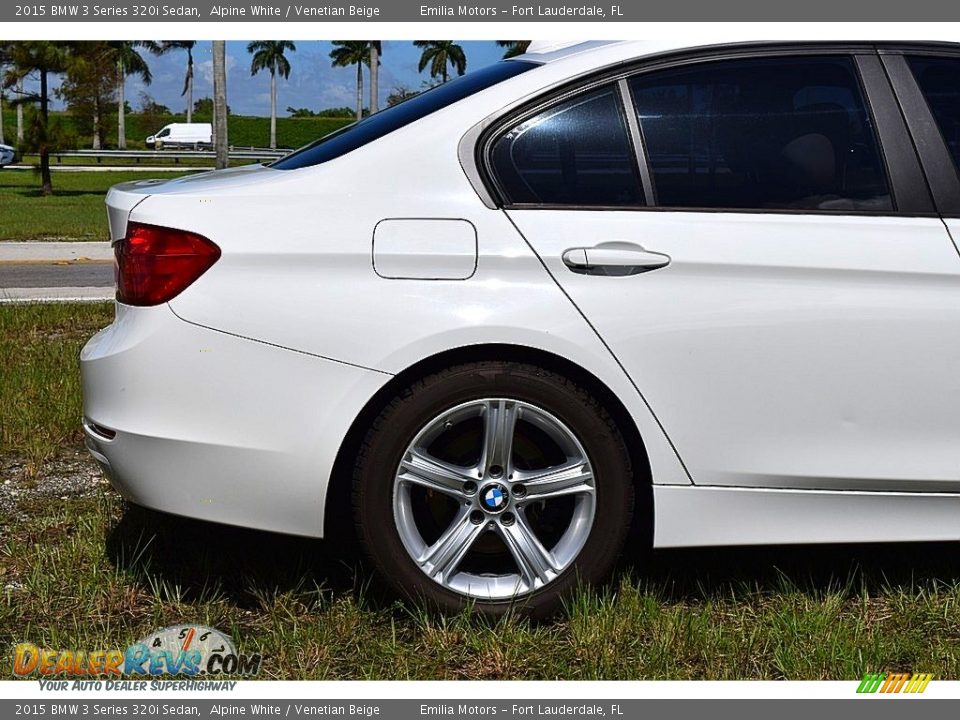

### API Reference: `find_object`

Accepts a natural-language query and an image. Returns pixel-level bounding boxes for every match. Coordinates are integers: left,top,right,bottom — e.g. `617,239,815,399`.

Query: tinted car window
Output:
907,56,960,176
490,85,644,206
629,56,893,212
272,60,536,170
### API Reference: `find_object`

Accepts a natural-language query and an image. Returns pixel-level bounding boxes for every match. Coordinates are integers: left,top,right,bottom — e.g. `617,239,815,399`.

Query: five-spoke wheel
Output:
394,398,596,599
354,362,635,617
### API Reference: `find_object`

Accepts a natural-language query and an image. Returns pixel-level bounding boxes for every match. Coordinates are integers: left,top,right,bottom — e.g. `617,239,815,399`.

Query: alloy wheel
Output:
392,398,596,600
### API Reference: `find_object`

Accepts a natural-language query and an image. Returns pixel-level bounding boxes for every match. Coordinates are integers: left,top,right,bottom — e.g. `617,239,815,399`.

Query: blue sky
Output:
78,41,506,116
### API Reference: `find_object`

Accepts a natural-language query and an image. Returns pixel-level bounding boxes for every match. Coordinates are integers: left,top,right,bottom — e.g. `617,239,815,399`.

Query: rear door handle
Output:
562,243,671,276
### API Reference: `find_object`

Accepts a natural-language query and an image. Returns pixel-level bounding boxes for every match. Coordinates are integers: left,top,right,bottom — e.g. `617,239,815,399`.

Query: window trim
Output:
618,78,656,205
853,54,933,214
475,42,937,217
879,51,960,216
484,80,646,209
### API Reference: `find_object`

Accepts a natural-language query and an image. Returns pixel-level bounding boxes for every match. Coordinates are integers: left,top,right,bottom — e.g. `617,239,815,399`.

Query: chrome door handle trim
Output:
562,244,671,276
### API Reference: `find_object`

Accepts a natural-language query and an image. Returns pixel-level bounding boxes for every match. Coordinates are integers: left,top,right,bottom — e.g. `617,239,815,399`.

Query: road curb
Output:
0,287,113,303
0,241,112,263
0,259,113,266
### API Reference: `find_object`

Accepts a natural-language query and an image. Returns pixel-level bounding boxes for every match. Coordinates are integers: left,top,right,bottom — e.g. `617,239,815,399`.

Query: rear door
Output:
493,47,960,492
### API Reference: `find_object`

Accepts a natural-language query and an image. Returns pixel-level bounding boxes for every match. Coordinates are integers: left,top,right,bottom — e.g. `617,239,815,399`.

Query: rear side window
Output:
489,85,644,206
272,60,536,170
907,56,960,176
629,56,893,212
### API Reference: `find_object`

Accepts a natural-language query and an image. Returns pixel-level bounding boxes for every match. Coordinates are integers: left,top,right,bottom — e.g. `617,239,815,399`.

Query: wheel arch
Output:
323,343,654,546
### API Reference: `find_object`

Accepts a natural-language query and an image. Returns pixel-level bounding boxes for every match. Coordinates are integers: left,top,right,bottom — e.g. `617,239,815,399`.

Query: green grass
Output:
1,109,352,151
0,110,353,241
0,170,195,241
0,302,113,463
3,303,960,680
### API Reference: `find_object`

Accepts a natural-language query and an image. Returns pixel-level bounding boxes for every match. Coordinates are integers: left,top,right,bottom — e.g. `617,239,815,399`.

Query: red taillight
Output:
115,223,221,306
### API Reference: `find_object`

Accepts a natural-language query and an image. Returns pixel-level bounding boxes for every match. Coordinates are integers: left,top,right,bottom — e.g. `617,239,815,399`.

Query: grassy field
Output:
3,303,960,680
0,303,113,463
0,110,353,241
0,170,196,241
1,109,353,151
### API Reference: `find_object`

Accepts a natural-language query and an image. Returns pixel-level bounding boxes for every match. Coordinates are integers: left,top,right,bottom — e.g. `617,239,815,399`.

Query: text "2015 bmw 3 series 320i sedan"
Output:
82,37,960,617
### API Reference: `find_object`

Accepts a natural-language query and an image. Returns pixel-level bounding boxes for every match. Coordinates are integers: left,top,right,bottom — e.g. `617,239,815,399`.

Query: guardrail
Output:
48,148,290,164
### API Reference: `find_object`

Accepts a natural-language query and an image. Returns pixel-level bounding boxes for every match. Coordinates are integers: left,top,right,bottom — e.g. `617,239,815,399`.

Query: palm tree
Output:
60,41,116,150
15,77,24,143
160,41,196,123
213,41,228,169
247,41,295,150
413,41,466,83
330,41,369,122
369,41,381,114
0,44,25,145
0,48,7,145
496,41,531,59
2,42,71,194
110,41,160,149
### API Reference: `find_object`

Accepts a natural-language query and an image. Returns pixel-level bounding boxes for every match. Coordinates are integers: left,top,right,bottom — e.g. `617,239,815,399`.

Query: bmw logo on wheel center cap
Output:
481,483,508,513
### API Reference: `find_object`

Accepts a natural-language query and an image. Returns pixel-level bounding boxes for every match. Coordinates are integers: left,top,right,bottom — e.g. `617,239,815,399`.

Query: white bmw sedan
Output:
82,38,960,616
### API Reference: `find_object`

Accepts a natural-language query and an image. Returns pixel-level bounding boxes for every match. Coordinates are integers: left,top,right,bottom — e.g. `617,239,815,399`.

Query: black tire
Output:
353,361,635,618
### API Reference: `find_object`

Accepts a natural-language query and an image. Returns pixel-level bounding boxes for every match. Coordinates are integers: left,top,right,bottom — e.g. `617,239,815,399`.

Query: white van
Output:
145,123,212,150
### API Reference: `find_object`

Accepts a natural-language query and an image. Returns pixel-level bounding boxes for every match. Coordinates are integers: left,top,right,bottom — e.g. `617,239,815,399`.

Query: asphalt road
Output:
0,263,113,289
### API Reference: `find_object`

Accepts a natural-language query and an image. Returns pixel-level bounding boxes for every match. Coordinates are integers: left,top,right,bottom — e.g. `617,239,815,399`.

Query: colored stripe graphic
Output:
858,672,932,694
857,673,885,693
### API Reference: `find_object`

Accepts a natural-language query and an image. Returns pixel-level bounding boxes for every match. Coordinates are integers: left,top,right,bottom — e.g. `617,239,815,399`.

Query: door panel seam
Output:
500,208,696,485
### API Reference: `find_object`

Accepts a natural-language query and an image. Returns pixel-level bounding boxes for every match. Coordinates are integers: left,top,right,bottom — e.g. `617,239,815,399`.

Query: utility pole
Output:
213,40,228,169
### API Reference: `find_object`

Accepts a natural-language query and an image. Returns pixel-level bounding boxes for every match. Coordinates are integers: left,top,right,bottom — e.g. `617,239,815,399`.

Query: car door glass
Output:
629,56,893,212
907,55,960,176
490,85,644,206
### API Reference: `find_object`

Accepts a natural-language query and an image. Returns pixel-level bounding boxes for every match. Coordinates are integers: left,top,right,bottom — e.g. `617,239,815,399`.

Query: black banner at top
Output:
4,0,960,22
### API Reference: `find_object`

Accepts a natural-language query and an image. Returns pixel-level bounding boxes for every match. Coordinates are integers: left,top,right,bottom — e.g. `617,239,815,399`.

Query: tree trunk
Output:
0,89,5,145
270,70,277,149
92,96,101,150
442,63,448,83
16,78,24,143
369,44,379,114
117,59,126,150
213,40,228,169
186,60,193,123
39,68,52,196
355,62,363,121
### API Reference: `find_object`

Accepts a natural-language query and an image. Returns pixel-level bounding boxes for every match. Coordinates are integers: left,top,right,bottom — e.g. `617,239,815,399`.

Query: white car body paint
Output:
509,210,960,492
653,486,960,547
82,303,389,537
372,219,478,280
83,36,960,549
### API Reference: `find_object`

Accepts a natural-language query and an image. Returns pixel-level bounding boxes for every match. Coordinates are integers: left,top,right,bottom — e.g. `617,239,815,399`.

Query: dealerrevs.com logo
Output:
13,625,262,678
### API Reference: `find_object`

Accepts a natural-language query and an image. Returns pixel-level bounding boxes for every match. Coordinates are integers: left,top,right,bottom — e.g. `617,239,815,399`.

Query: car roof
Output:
517,37,960,71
